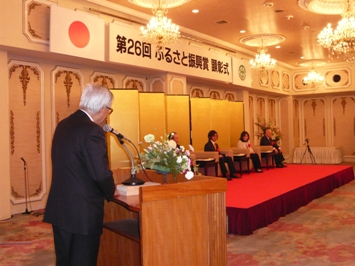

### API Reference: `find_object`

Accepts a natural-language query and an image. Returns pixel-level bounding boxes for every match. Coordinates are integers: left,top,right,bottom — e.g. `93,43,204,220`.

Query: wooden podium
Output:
98,170,227,266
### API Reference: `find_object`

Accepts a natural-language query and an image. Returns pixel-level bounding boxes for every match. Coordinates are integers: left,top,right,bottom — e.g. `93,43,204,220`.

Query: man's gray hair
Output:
78,83,113,114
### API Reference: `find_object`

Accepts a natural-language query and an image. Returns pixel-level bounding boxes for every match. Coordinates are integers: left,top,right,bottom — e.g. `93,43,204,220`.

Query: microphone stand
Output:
117,138,145,186
21,158,31,214
300,140,316,164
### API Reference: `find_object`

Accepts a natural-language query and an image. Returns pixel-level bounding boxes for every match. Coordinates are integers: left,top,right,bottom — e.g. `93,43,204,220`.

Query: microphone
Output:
20,157,27,164
103,124,129,142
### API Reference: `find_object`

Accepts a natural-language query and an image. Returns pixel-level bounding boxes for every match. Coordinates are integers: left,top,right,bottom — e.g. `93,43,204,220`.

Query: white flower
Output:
144,134,155,143
185,171,194,180
176,156,182,164
180,145,185,152
167,140,177,149
185,150,190,156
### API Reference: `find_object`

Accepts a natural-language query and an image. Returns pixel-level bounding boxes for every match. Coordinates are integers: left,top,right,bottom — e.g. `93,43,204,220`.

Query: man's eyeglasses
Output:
106,106,114,115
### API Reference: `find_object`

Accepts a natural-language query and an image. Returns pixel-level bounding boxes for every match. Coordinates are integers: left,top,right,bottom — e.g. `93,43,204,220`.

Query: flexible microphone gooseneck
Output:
103,124,145,186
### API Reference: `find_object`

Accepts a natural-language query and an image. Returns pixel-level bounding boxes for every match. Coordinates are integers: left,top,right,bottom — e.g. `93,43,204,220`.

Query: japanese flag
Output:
50,5,105,61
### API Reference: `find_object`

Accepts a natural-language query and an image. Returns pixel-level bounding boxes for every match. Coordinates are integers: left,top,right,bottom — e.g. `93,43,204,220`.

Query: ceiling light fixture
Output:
317,0,355,61
250,40,276,72
140,6,180,52
302,66,324,88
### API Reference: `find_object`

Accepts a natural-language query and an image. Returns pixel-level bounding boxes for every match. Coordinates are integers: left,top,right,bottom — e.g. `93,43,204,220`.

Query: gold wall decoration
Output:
23,0,50,44
311,99,317,116
341,97,347,115
125,79,144,90
332,96,355,155
10,111,14,155
36,111,40,153
293,99,300,147
268,99,276,124
304,118,307,137
93,75,116,88
256,97,265,119
303,98,326,147
225,93,235,101
191,88,203,98
209,90,220,100
54,70,81,108
9,64,40,106
8,60,44,204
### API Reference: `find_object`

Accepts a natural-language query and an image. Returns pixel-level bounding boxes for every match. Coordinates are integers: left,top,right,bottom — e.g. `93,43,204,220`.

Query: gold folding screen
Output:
190,98,211,150
107,89,140,170
139,92,166,141
191,98,244,151
108,92,244,169
229,101,244,146
166,95,190,148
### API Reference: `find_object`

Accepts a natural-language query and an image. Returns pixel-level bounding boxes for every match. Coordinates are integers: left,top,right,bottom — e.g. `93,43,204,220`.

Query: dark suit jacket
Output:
43,110,115,235
204,140,219,153
260,135,280,150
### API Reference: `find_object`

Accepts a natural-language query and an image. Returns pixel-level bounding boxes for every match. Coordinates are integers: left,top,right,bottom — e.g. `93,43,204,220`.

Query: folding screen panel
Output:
166,95,190,148
107,89,140,170
210,99,231,148
190,98,211,150
229,101,244,147
139,92,166,144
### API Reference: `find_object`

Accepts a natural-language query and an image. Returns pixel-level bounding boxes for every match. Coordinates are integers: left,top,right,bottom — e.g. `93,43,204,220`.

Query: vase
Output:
155,170,171,184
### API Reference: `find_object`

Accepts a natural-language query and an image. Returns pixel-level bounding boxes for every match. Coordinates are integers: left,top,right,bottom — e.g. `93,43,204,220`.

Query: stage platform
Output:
226,164,354,235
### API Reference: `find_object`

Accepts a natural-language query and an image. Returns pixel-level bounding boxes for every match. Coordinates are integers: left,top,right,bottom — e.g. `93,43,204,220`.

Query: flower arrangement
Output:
255,117,283,142
139,134,194,180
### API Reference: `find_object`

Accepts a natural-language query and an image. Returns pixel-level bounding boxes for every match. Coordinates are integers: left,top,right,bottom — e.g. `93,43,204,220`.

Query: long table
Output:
293,146,343,164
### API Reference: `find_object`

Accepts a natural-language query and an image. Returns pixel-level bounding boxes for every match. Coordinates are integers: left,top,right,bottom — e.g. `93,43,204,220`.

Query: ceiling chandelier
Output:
250,45,276,72
140,7,180,52
302,67,324,88
317,0,355,61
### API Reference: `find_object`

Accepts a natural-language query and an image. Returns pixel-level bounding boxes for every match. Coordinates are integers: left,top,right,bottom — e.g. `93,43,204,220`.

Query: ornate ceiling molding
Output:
239,34,286,47
298,0,349,14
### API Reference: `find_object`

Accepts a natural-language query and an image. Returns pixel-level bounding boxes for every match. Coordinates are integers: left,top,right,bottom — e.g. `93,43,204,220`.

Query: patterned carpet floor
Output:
1,174,355,265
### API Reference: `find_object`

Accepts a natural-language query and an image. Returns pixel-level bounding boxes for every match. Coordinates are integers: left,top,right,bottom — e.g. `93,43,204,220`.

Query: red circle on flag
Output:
68,21,90,48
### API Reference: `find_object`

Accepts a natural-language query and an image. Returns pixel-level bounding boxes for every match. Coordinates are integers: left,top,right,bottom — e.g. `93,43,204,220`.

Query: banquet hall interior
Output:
1,0,355,265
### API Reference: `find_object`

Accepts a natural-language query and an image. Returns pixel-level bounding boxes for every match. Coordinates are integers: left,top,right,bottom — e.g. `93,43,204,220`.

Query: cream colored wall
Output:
0,51,11,220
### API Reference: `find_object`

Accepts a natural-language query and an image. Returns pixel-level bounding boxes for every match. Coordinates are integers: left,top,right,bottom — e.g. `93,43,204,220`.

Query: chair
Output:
190,151,219,176
220,147,250,176
257,145,275,170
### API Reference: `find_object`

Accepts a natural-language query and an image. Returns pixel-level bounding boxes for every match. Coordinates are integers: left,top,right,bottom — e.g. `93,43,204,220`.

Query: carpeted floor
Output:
1,166,355,265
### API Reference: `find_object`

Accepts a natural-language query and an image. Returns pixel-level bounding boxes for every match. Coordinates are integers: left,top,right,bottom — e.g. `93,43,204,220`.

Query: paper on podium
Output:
117,182,161,196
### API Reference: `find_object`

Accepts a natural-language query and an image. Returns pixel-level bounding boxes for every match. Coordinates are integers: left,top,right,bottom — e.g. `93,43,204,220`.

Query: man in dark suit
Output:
43,84,116,266
260,128,286,168
204,130,240,180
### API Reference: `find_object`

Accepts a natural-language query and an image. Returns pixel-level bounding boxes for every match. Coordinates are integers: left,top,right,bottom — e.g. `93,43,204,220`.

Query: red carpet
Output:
226,164,354,235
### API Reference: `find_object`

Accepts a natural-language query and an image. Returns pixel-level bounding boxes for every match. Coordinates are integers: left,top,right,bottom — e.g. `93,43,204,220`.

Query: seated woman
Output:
237,131,263,173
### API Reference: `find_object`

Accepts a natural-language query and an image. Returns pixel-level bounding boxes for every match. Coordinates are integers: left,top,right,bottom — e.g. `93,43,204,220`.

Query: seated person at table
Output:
260,128,286,168
168,131,194,151
237,131,263,173
204,130,240,180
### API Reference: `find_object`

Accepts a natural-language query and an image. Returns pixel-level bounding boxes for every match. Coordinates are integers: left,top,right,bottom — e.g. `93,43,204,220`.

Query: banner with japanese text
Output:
109,22,232,83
